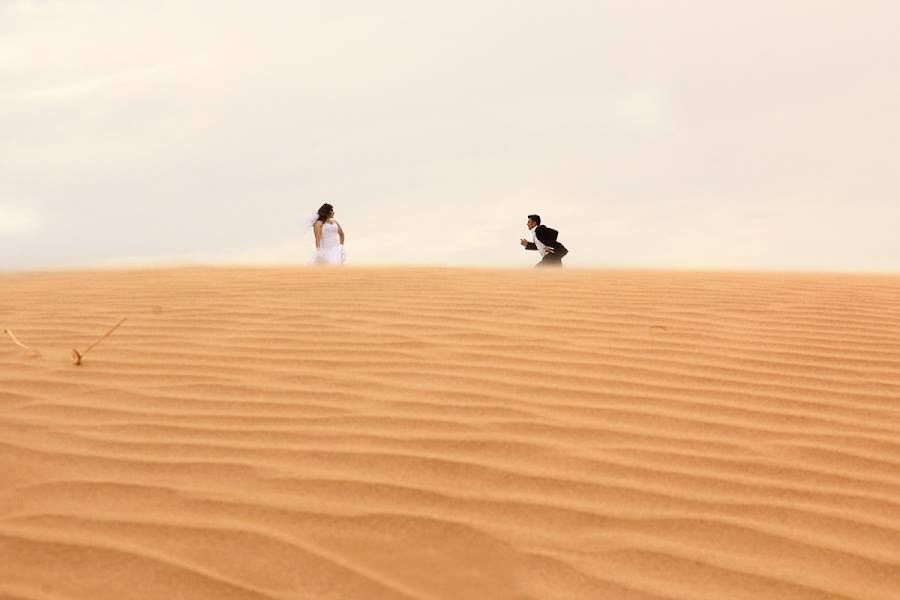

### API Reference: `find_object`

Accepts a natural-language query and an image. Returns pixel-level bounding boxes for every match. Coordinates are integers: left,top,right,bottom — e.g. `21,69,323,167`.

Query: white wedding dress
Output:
310,221,346,265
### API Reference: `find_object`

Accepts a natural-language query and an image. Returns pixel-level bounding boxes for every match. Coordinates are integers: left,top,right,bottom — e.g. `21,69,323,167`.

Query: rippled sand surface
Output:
2,267,899,599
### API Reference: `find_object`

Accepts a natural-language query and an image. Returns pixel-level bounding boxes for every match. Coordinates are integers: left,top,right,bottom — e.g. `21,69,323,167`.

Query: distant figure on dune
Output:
520,214,568,267
304,203,346,266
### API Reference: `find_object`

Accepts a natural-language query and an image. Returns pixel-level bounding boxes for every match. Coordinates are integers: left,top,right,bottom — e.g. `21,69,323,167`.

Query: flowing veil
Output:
300,213,320,236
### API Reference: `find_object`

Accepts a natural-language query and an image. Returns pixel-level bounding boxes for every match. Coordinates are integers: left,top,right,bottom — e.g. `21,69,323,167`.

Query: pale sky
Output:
2,0,899,271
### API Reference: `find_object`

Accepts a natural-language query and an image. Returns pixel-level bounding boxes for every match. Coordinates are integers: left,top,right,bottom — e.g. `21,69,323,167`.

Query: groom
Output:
520,214,569,267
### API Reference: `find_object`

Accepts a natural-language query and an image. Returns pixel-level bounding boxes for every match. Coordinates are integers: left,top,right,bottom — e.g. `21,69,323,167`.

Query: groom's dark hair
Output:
528,214,541,225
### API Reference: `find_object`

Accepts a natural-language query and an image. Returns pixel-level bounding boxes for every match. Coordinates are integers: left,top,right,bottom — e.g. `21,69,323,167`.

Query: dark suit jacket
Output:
525,225,567,255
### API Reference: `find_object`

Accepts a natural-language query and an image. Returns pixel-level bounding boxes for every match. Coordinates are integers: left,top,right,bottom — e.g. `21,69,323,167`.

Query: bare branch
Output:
72,318,127,366
3,328,41,358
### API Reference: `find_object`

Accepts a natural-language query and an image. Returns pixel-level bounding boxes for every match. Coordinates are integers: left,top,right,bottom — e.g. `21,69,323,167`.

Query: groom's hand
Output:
520,239,529,247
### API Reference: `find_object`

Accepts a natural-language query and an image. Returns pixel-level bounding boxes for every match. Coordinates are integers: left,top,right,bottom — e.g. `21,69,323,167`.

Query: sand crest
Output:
1,267,899,599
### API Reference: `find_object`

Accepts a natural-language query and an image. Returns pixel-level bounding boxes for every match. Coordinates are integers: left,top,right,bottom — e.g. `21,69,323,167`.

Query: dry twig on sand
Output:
72,318,127,366
3,328,41,358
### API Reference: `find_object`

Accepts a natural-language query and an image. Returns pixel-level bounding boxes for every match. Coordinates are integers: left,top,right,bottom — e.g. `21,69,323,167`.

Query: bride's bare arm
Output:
314,221,323,248
338,222,345,245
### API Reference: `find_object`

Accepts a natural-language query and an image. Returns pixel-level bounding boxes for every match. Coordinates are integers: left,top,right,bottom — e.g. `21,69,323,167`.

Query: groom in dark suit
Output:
520,214,569,267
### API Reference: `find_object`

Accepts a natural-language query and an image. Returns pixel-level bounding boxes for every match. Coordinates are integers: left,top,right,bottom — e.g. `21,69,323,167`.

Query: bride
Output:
306,203,346,265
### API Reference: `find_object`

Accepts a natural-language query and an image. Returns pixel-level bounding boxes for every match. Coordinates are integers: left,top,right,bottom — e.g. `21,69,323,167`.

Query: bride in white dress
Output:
307,203,346,265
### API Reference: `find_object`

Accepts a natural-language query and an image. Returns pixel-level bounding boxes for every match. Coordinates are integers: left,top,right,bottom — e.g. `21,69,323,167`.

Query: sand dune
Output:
1,267,899,599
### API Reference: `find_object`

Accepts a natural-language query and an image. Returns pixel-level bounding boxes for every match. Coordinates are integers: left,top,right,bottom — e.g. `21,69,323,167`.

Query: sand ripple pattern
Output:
1,268,899,599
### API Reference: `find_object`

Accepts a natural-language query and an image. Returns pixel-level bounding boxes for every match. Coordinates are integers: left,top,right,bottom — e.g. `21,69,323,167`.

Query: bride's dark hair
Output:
317,203,334,223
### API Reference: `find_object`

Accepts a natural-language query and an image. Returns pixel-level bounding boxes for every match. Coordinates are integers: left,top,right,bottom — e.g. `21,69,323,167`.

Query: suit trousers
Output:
537,245,568,267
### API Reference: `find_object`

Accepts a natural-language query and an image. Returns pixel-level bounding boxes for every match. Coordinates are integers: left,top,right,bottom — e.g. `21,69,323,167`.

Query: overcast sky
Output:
2,0,899,271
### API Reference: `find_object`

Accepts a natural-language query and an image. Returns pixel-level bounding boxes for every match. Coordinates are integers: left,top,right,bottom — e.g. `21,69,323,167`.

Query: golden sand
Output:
1,267,899,599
